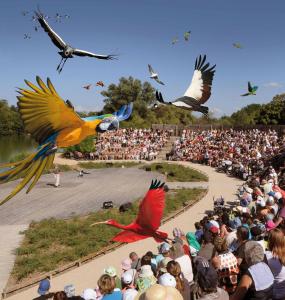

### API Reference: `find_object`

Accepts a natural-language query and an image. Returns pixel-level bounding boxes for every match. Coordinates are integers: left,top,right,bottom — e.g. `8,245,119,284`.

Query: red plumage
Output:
105,180,168,243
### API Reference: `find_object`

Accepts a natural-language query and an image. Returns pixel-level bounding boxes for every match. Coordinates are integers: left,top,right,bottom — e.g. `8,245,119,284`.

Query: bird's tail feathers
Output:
198,105,209,116
0,142,56,205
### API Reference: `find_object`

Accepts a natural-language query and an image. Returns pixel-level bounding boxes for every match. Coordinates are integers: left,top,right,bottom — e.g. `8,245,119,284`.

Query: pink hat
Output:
266,220,276,231
121,258,132,271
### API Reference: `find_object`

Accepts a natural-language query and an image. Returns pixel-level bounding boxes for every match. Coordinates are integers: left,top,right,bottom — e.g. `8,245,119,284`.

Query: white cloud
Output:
75,104,102,112
263,82,283,88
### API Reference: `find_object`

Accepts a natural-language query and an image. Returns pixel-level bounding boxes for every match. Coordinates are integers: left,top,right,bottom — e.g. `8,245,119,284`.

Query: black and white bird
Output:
148,64,165,85
153,55,216,116
35,10,116,73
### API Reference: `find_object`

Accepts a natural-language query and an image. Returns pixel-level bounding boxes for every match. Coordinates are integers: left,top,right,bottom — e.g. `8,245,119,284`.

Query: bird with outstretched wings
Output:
152,55,216,116
90,180,168,243
241,81,258,96
35,10,116,73
148,64,165,85
0,77,133,205
184,30,191,41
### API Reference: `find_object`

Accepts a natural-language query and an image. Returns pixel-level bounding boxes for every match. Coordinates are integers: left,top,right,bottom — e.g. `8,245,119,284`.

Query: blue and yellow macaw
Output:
0,77,133,205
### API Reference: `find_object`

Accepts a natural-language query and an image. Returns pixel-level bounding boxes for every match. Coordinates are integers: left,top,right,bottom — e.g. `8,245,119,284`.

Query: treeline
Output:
1,78,285,138
0,100,24,135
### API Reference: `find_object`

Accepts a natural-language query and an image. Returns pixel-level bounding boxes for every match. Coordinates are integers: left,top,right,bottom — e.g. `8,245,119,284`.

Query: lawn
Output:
141,163,208,182
12,188,205,282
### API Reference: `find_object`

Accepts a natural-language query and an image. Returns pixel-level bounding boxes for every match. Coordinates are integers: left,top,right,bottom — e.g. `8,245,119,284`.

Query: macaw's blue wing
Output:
114,102,133,121
252,86,258,92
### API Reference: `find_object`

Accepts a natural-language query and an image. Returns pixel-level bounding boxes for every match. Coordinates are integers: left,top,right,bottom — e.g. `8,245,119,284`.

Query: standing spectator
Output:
136,265,157,292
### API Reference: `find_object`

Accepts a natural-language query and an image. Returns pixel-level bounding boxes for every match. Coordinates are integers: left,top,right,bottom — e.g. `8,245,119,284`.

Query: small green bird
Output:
241,82,258,96
233,42,243,49
184,31,191,41
172,37,178,45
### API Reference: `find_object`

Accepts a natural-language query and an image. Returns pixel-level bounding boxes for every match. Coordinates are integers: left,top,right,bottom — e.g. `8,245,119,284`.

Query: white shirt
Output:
175,255,193,283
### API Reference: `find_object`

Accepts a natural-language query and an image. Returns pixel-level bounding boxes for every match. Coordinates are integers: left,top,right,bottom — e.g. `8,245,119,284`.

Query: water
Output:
0,135,36,163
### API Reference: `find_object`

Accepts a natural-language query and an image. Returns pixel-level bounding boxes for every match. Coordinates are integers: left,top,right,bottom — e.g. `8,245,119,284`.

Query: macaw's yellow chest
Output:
56,125,96,148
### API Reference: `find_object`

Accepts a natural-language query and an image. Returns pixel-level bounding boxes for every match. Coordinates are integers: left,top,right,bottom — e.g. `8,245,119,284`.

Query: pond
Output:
0,135,36,163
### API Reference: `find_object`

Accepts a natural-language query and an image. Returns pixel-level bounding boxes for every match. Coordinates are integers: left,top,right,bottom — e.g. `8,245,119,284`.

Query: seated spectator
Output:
135,284,183,300
230,241,274,300
171,240,193,283
212,236,239,293
158,273,176,288
64,285,76,299
53,292,68,300
265,228,285,300
195,258,229,300
97,274,122,300
81,289,97,300
198,231,216,261
166,260,191,300
34,278,54,300
129,252,141,271
121,270,138,300
136,265,157,292
186,232,201,257
156,242,171,265
104,266,122,290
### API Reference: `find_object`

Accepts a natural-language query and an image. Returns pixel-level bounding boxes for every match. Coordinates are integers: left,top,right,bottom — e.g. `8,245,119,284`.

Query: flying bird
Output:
241,82,258,96
91,180,168,243
24,34,31,39
172,37,178,45
148,64,165,85
35,10,116,73
96,81,105,87
153,55,216,116
184,31,191,41
22,11,29,16
0,77,133,205
83,84,92,90
233,43,243,49
55,13,62,22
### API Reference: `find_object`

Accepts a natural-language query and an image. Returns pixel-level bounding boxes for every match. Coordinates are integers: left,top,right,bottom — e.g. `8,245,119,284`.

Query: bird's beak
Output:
90,221,107,227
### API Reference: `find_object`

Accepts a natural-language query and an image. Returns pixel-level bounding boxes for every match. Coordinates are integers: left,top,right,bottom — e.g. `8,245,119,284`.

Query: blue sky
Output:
0,0,285,117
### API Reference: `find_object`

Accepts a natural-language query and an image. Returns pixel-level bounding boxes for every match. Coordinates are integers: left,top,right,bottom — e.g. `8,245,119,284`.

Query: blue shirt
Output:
102,290,122,300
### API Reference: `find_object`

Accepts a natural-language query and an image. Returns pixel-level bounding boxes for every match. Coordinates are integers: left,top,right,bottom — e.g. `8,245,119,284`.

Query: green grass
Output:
141,163,208,182
78,161,141,169
12,188,205,282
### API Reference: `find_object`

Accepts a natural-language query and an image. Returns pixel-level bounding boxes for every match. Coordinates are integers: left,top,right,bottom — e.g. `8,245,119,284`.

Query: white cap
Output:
158,273,176,287
122,270,134,285
81,288,97,300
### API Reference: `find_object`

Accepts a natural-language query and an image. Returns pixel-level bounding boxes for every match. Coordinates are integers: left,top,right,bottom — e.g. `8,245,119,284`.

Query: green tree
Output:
0,100,23,135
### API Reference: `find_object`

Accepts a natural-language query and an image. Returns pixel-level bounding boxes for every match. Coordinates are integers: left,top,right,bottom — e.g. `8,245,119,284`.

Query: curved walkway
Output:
6,162,242,300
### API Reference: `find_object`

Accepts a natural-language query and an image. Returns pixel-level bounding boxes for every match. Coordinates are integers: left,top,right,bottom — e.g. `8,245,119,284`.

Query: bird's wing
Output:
73,49,115,60
155,78,165,85
252,86,258,92
183,55,216,104
17,76,84,144
248,81,253,92
156,91,167,104
148,64,155,75
112,230,150,243
135,180,165,231
35,11,67,50
113,102,133,121
241,93,250,97
173,96,199,108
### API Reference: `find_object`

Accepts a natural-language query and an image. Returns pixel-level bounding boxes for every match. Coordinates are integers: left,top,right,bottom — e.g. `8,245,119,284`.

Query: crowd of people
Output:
35,168,285,300
90,129,172,161
168,129,285,183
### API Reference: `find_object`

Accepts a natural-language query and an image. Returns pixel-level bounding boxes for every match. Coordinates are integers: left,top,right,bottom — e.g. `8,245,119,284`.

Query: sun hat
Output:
121,258,132,271
135,284,183,300
81,288,97,300
158,273,176,287
37,279,50,295
158,257,172,273
158,242,170,254
256,196,266,207
208,220,220,229
122,270,134,285
64,284,75,298
266,220,276,231
139,265,154,278
103,266,117,277
229,216,242,230
244,241,264,266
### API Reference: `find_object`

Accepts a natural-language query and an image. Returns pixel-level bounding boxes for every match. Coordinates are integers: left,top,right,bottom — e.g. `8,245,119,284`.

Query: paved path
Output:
6,162,241,300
